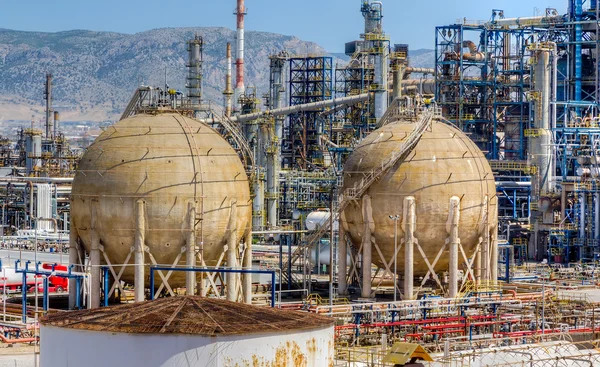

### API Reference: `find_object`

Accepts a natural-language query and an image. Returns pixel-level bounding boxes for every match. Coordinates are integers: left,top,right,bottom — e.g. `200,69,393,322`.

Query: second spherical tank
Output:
341,118,497,276
70,113,251,286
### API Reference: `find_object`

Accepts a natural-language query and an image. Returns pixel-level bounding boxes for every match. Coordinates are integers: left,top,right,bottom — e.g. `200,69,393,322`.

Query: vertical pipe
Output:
447,197,460,298
235,0,246,103
103,267,109,307
242,231,252,304
404,196,416,300
134,200,145,303
45,73,52,139
224,43,233,118
595,193,600,240
186,202,196,296
475,243,482,285
338,225,347,295
90,202,101,308
490,228,499,284
53,111,59,139
227,202,238,302
580,193,587,239
68,227,79,309
392,67,402,100
575,0,583,101
361,195,373,299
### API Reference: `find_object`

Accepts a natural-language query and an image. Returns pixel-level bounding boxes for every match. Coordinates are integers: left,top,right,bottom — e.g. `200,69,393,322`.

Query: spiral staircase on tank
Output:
282,105,439,288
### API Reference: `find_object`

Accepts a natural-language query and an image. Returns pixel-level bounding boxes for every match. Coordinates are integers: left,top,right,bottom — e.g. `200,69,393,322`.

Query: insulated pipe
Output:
226,201,238,302
235,0,246,99
403,67,435,77
447,197,460,298
403,196,416,300
485,16,552,28
90,201,101,308
392,67,402,99
134,200,145,303
242,230,252,304
361,195,374,299
186,202,196,296
226,93,370,123
223,43,233,118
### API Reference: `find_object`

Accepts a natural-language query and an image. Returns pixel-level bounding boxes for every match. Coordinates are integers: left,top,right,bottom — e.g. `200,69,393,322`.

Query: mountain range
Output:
0,27,434,124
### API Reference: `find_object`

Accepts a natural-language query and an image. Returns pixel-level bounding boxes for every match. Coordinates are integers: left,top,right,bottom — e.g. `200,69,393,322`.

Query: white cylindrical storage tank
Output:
41,296,334,367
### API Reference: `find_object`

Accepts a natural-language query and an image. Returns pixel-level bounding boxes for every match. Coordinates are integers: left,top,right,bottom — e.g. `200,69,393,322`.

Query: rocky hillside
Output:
0,27,327,123
0,27,434,123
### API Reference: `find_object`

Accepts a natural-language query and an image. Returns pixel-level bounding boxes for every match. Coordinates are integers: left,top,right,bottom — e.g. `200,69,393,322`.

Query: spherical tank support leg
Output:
403,196,416,301
186,202,196,296
134,200,146,303
242,230,252,304
447,197,460,299
226,201,238,302
361,195,374,299
90,201,101,308
68,226,81,309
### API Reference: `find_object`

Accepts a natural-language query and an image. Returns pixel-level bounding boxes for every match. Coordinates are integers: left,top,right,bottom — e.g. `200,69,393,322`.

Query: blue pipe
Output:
575,0,583,101
149,266,277,307
75,278,81,309
43,277,49,311
103,267,109,307
21,272,26,323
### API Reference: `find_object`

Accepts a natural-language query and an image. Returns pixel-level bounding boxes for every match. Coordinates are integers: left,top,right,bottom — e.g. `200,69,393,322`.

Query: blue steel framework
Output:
436,2,600,265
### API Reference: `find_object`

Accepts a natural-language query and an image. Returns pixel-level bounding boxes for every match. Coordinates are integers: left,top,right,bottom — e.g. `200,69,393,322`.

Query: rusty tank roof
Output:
41,296,333,336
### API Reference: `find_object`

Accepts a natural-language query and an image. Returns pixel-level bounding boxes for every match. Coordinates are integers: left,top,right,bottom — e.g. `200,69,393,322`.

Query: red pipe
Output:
0,334,36,344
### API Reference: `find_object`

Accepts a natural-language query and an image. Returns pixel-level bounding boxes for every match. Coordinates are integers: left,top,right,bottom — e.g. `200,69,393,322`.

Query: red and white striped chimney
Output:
235,0,246,99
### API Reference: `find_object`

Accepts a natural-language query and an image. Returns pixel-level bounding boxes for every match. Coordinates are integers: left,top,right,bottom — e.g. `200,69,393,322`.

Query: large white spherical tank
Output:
341,119,497,276
71,113,251,286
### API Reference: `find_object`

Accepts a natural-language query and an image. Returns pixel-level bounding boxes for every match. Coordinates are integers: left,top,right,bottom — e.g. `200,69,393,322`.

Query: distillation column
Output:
362,1,388,121
529,43,555,196
223,43,234,118
186,35,203,117
266,53,287,228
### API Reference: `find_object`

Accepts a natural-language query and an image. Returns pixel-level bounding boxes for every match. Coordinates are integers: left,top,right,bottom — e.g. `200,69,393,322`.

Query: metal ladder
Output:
119,87,149,121
283,109,436,286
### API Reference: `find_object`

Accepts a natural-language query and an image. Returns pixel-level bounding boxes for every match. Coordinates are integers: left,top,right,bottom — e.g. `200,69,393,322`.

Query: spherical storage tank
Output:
71,113,251,285
341,118,497,275
40,296,334,367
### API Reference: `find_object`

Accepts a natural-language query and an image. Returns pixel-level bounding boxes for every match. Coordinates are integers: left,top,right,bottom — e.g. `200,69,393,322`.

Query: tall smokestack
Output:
234,0,246,105
223,43,234,117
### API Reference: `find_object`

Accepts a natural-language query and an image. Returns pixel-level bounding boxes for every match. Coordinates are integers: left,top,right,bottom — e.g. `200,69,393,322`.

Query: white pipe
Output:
220,93,369,123
404,197,415,300
448,197,460,298
486,16,550,28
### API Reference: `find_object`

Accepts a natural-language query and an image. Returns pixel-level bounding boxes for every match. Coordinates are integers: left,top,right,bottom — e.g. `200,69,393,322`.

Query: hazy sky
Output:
0,0,568,51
